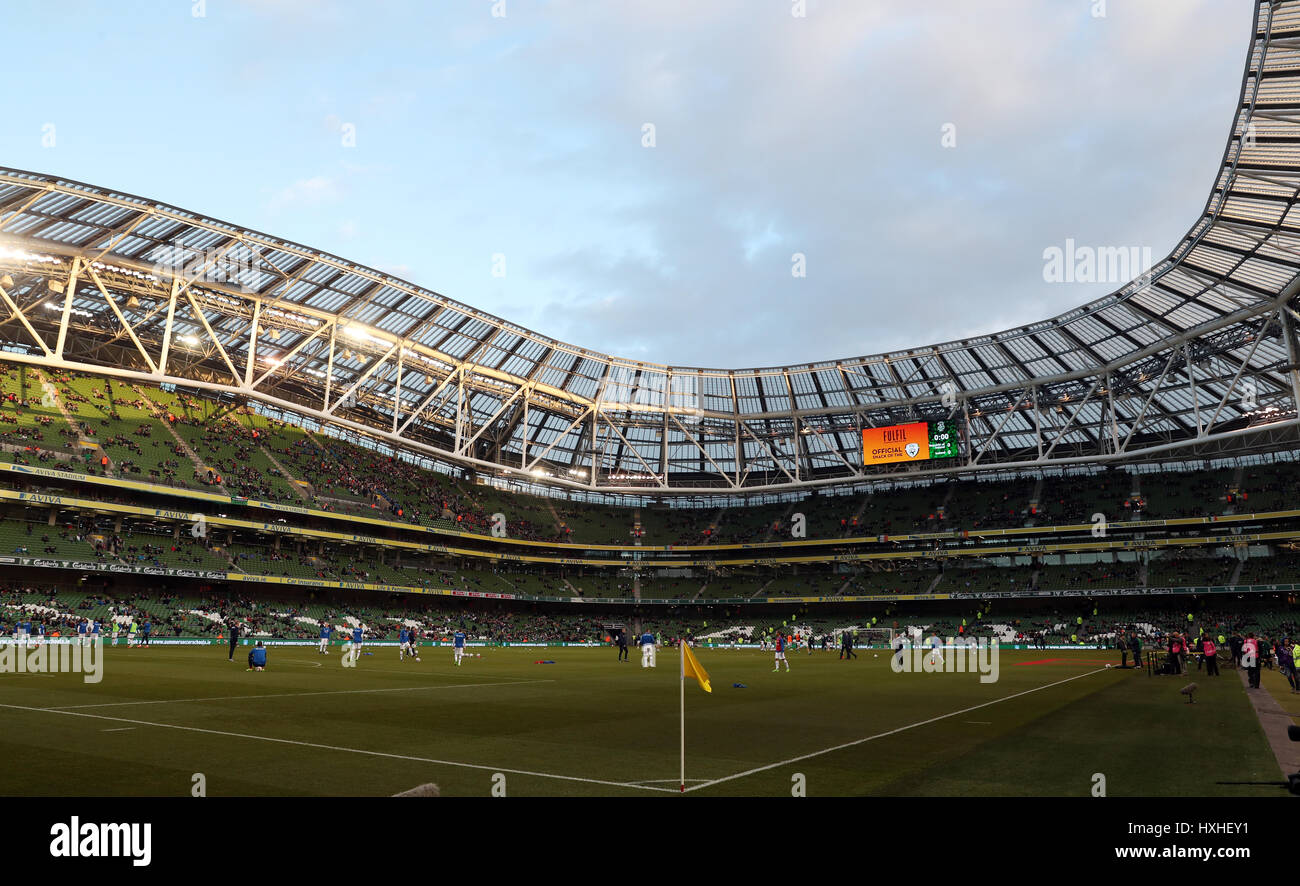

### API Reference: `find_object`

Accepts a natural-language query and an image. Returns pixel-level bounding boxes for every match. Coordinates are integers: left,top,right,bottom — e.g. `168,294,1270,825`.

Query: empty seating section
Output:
541,571,608,597
1034,562,1141,591
1137,468,1234,519
940,565,1033,595
841,569,936,595
1237,552,1300,585
1146,555,1236,587
1033,472,1131,524
0,517,98,559
635,577,700,599
757,572,846,598
938,478,1031,530
1240,461,1300,512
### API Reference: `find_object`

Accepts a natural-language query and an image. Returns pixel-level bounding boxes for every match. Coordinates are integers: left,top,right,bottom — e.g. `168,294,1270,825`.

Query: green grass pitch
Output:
0,644,1287,797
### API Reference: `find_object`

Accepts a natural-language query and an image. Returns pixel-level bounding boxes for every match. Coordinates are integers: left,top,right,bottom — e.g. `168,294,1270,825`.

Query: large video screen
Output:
861,420,960,466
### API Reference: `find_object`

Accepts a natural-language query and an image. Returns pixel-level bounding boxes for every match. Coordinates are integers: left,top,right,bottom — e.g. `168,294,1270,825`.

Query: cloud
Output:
465,0,1246,368
34,0,1244,372
265,176,342,214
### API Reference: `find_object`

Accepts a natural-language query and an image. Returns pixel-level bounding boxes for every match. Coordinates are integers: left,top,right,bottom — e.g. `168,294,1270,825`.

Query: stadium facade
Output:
0,1,1299,499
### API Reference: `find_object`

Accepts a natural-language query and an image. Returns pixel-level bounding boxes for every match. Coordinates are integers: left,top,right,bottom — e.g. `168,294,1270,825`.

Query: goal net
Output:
851,627,894,649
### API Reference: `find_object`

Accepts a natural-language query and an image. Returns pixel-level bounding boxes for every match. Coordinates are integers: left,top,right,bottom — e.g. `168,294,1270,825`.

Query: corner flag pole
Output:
680,637,685,793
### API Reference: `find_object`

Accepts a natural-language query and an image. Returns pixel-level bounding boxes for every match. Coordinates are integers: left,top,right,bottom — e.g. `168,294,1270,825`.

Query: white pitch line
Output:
226,659,515,680
100,727,135,732
0,700,678,794
684,667,1113,793
44,679,554,710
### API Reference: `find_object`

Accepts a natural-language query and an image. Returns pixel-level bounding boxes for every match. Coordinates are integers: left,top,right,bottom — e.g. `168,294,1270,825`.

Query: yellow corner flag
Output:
682,642,711,693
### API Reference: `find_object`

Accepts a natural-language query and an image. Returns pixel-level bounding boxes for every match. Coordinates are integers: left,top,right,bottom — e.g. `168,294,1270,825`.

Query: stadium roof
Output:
1,0,1300,494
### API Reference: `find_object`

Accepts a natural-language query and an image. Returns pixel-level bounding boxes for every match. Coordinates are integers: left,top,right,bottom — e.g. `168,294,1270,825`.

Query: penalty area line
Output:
0,700,677,794
684,666,1113,793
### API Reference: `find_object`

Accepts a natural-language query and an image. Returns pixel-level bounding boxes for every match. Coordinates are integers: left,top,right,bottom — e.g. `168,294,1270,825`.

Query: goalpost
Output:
852,627,894,649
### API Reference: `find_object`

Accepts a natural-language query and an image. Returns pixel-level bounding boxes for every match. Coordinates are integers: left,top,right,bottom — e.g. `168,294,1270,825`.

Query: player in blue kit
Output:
247,641,268,671
398,628,410,661
350,625,363,664
453,629,466,666
640,630,656,668
318,623,332,654
91,619,100,645
77,619,88,647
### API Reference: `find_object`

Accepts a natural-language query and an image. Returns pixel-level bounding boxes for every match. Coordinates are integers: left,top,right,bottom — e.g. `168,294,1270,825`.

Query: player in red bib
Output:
773,632,790,673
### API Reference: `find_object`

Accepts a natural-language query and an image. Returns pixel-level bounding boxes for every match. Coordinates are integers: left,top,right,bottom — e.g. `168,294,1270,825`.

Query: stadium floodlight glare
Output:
178,334,200,346
0,246,59,264
342,324,387,347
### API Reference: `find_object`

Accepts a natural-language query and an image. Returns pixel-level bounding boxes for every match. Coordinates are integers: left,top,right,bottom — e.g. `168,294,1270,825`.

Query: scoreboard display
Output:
861,420,961,466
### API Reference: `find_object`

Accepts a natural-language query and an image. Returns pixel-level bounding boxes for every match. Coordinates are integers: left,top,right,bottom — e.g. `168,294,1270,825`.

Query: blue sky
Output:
0,0,1246,369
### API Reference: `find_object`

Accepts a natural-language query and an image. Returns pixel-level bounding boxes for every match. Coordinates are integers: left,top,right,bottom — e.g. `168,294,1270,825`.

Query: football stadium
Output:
2,4,1300,840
